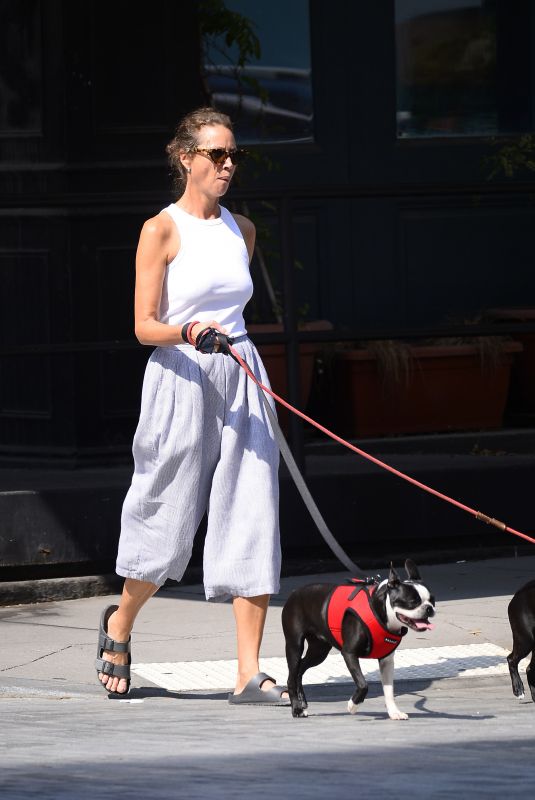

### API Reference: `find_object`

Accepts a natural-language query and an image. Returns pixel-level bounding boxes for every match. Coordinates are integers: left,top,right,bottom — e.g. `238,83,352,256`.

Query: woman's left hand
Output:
192,321,230,353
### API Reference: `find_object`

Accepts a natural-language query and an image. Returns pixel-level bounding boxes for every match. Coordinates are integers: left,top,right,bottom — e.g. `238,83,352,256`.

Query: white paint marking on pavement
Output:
131,643,525,692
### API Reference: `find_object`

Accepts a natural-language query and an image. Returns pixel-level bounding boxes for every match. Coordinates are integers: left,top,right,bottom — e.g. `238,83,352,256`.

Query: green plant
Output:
484,134,535,180
198,1,312,327
198,2,282,322
199,0,264,103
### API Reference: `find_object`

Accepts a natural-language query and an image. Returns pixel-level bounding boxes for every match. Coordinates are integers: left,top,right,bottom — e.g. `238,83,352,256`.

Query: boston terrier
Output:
506,579,535,702
281,559,435,720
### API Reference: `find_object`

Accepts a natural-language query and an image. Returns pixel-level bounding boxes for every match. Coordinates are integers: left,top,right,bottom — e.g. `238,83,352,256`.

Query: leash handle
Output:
195,328,234,355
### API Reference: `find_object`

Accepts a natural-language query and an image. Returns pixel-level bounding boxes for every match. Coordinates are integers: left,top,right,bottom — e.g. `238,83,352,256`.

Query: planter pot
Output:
333,341,523,438
485,308,535,414
247,321,332,434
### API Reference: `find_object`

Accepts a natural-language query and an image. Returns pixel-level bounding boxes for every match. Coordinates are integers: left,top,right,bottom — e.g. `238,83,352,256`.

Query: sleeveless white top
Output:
158,203,253,339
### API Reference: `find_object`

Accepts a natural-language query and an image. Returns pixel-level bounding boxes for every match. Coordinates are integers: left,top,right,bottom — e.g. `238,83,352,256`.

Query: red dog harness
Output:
326,582,404,659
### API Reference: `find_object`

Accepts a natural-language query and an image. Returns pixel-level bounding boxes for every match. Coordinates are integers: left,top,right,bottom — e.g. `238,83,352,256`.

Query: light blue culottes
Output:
116,337,281,601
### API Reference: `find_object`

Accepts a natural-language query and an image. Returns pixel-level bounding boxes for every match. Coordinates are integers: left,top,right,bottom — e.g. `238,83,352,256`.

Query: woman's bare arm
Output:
232,213,256,263
134,214,183,345
134,213,226,346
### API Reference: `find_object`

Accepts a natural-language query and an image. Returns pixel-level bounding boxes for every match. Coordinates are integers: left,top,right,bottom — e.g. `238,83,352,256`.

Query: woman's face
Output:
184,124,238,198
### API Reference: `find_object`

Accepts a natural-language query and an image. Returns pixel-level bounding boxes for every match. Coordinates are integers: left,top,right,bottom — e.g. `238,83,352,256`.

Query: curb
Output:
0,544,530,607
0,574,124,606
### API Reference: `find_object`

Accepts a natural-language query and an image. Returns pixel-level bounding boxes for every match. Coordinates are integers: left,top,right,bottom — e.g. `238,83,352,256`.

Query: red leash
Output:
229,343,535,547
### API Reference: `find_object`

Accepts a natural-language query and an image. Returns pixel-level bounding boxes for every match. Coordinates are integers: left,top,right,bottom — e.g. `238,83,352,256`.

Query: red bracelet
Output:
186,320,200,346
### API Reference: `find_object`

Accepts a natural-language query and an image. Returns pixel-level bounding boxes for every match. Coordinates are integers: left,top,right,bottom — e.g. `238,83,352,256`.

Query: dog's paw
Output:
292,707,308,718
515,691,525,700
387,708,409,720
347,699,359,715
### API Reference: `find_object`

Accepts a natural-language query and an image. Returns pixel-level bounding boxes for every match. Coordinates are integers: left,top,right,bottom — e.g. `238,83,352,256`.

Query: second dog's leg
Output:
379,653,408,720
340,651,368,714
507,636,532,699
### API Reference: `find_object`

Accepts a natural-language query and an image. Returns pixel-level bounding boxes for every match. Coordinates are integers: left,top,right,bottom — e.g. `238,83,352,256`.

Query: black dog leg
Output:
297,638,332,712
286,636,331,718
340,650,368,714
526,651,535,702
299,638,332,677
507,638,531,699
506,582,535,701
285,635,308,718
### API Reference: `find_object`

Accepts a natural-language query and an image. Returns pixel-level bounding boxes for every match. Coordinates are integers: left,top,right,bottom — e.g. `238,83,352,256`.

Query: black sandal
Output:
95,604,131,694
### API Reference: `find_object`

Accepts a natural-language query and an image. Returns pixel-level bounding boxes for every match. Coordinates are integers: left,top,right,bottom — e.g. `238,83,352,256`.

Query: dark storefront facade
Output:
1,0,535,577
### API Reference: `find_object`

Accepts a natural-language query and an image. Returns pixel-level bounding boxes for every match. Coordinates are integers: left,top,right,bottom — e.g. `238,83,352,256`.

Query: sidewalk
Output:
2,554,535,799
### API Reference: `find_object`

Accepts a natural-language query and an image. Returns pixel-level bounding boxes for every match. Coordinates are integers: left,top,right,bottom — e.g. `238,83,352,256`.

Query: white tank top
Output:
159,203,253,338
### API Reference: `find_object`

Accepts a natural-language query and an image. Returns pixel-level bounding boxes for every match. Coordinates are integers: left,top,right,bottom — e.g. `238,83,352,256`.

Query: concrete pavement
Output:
1,554,535,798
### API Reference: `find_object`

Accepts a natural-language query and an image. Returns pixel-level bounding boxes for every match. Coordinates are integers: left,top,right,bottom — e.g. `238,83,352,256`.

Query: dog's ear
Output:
404,559,421,582
388,562,401,587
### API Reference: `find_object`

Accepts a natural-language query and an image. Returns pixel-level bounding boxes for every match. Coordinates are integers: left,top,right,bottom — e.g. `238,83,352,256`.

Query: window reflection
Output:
396,0,533,138
203,0,313,144
0,0,42,133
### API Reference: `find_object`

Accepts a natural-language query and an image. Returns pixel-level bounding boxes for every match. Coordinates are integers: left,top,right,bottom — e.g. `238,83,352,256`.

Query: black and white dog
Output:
507,579,535,702
281,559,435,720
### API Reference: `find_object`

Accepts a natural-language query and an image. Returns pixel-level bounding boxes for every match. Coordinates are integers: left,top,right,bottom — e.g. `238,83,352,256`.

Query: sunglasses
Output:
192,147,248,166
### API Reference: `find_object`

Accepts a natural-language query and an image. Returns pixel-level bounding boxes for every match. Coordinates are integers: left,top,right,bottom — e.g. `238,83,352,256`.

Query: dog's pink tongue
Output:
415,621,434,630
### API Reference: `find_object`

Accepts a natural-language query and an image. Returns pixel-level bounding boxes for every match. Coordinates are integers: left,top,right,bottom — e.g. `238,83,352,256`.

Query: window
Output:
203,0,313,144
395,0,534,138
0,0,42,134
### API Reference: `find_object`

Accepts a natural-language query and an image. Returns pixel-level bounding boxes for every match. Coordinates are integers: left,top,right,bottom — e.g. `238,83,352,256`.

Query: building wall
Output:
1,0,534,464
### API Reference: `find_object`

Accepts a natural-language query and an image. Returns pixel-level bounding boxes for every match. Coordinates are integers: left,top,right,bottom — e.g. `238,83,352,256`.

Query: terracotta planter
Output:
247,321,332,433
485,308,535,414
333,341,523,438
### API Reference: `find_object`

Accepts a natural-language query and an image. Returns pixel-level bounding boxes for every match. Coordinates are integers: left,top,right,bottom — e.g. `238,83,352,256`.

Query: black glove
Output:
195,327,234,355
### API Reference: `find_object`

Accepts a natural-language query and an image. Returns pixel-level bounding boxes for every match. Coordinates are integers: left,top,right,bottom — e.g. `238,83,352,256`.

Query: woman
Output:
95,107,285,704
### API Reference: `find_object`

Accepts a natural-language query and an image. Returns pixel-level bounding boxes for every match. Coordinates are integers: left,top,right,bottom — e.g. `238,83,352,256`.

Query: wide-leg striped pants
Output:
116,336,281,601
